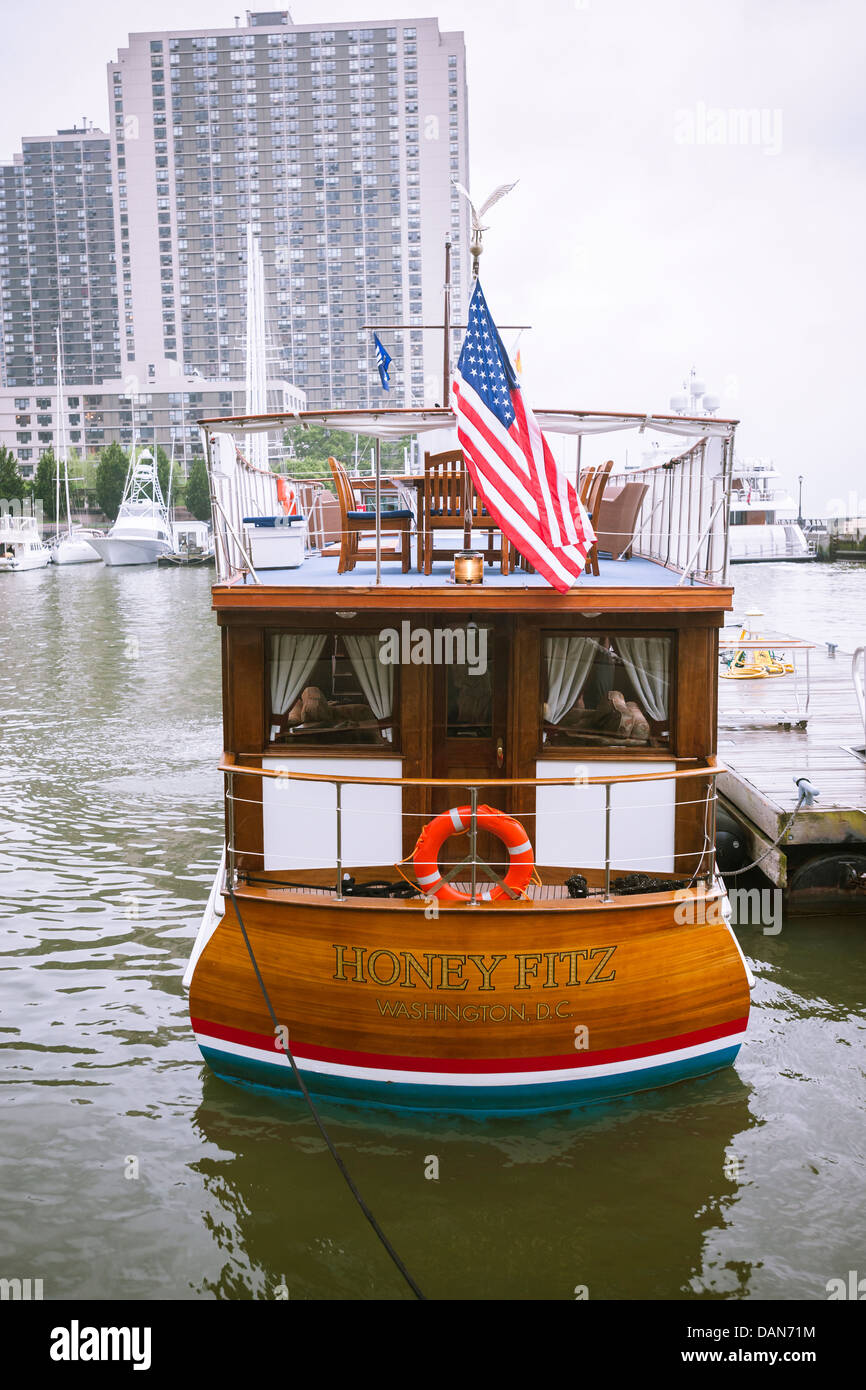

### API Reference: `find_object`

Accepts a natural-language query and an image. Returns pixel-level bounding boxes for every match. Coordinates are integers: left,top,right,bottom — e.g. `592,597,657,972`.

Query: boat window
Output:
541,633,671,750
268,630,399,750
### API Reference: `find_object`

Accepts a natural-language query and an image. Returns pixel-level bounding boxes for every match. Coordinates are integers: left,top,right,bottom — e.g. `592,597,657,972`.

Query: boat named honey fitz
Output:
183,396,752,1115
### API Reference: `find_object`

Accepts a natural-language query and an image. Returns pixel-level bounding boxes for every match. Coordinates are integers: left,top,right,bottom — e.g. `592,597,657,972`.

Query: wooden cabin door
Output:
430,619,513,884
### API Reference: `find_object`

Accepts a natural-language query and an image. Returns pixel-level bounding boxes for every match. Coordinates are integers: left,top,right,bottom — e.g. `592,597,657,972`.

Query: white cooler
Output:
244,515,307,569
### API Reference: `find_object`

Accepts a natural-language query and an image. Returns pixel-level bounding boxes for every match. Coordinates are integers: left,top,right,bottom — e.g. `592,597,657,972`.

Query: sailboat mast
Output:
57,327,72,537
167,437,175,522
442,237,452,406
245,224,269,476
55,326,63,539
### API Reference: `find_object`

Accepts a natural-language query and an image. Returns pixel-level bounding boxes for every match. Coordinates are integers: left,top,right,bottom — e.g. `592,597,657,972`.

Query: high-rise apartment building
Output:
0,128,119,394
0,10,469,474
109,10,469,407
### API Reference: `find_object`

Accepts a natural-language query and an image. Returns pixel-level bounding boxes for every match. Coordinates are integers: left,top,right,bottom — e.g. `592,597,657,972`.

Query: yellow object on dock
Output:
721,622,795,680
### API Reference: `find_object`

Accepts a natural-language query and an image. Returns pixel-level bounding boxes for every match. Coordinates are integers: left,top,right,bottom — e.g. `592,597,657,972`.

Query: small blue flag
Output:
373,334,392,391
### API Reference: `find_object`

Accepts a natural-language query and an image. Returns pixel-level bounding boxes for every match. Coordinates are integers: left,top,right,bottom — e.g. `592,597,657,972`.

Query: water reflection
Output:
191,1069,755,1301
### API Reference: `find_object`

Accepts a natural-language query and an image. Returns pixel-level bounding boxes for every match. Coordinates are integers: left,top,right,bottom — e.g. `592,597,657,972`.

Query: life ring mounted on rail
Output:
413,805,534,903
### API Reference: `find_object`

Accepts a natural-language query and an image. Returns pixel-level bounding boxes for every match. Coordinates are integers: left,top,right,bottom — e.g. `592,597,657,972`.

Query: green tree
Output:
282,424,367,463
0,446,26,505
185,458,212,522
280,426,412,493
31,449,60,524
63,449,88,513
282,455,337,493
95,442,130,521
75,453,100,512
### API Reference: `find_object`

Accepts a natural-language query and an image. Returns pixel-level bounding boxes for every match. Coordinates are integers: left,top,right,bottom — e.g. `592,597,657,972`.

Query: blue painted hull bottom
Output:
199,1042,742,1117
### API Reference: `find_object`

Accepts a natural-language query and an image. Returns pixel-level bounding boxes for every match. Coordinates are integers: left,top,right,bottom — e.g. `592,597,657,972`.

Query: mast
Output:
167,437,176,542
442,237,452,405
245,224,269,475
54,327,62,540
58,329,72,537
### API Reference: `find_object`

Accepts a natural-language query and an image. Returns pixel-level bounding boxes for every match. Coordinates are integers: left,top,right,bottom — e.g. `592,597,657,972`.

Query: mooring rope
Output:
227,884,426,1301
721,788,809,877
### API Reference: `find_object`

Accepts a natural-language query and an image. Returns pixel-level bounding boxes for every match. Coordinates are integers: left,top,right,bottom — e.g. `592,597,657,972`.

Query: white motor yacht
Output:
0,514,51,571
728,459,814,563
86,451,173,566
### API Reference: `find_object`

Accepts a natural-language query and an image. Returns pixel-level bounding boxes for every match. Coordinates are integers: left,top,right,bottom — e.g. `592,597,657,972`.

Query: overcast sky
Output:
4,0,864,510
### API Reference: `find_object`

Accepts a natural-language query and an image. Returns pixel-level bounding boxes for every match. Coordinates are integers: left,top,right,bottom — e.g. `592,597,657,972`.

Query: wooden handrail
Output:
220,753,720,789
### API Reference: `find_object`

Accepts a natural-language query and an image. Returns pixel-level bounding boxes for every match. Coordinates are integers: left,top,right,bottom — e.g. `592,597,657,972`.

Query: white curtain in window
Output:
544,636,597,725
343,633,395,741
270,633,327,716
615,636,670,721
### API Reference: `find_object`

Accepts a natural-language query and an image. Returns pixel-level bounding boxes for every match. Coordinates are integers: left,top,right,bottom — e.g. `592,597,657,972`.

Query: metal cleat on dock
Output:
794,776,820,806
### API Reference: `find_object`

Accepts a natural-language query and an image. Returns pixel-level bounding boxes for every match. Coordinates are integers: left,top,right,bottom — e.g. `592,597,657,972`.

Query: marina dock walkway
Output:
717,636,866,899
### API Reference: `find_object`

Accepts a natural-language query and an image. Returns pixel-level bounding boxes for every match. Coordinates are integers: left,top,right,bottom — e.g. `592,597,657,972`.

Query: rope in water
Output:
227,884,426,1301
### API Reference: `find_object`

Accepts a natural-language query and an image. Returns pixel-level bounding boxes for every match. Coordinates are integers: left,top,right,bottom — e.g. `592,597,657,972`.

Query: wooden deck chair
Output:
579,463,598,510
513,465,599,577
464,474,510,576
327,456,412,574
420,449,465,573
583,459,614,576
421,450,509,575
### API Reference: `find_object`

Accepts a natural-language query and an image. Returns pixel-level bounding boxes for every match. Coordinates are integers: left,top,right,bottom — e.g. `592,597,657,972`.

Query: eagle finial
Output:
451,179,519,277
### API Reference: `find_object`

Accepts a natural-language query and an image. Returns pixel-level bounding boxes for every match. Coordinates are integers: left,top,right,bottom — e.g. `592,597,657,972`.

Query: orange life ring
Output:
413,804,534,902
276,476,298,516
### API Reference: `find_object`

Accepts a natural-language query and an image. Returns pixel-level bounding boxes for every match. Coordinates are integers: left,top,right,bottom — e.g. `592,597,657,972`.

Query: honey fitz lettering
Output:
332,944,617,990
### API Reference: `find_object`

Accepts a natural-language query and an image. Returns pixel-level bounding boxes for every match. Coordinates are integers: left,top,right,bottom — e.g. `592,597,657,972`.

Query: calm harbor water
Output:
0,560,864,1301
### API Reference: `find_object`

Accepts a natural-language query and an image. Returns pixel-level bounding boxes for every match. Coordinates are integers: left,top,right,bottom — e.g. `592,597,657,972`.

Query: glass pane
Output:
543,633,670,748
269,631,397,747
446,627,493,737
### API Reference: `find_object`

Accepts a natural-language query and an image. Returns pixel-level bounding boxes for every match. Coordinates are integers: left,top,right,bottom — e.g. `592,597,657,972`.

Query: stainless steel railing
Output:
610,436,733,584
219,756,722,904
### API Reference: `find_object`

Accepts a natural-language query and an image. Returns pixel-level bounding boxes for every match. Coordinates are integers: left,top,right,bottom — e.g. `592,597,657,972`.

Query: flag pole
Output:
442,237,452,405
375,435,381,586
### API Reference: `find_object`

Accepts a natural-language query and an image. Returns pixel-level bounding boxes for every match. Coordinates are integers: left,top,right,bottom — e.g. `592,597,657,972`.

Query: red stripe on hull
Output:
191,1015,749,1074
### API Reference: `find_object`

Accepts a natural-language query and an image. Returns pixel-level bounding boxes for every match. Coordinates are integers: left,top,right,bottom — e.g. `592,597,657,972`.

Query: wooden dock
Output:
716,634,866,910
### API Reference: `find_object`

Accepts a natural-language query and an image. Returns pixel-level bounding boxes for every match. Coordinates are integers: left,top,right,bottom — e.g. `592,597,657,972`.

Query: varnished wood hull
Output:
188,884,751,1114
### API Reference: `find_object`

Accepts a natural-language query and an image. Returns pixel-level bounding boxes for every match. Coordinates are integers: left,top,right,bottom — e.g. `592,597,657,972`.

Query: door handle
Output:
496,738,504,768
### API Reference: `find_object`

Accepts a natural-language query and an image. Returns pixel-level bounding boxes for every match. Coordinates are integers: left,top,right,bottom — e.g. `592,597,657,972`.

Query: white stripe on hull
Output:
194,1028,747,1089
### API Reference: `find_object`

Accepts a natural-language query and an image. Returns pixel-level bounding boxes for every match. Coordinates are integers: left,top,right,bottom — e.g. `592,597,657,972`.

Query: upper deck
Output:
212,553,733,615
200,405,739,616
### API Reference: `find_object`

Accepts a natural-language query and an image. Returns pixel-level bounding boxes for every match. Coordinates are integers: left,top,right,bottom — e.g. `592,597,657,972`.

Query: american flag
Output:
452,281,595,592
